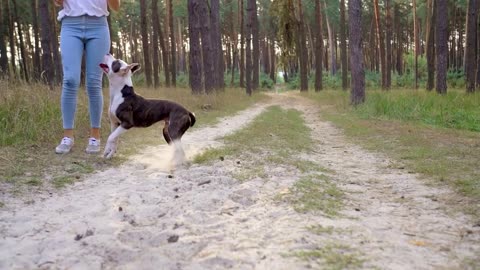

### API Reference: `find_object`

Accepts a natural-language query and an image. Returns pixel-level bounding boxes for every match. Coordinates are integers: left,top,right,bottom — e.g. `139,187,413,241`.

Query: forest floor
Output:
0,92,479,269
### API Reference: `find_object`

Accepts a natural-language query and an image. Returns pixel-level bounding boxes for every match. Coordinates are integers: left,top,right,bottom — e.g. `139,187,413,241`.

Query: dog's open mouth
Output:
99,63,109,73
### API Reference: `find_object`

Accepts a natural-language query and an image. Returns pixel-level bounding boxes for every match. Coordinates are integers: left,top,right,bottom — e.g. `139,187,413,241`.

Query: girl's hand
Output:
53,0,63,7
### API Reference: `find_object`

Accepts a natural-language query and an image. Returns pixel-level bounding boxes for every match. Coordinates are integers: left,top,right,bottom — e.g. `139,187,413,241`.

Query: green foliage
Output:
403,53,428,79
355,90,480,132
0,82,62,146
176,72,189,88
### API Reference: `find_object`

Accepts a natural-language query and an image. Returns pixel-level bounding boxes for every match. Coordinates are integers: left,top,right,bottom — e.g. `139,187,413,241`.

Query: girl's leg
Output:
60,22,84,137
85,18,110,140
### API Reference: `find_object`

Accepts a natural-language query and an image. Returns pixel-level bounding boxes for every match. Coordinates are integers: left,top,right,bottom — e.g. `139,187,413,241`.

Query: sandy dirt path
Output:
0,93,479,270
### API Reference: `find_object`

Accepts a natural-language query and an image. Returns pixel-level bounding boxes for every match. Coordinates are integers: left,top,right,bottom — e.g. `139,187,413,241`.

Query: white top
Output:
57,0,109,21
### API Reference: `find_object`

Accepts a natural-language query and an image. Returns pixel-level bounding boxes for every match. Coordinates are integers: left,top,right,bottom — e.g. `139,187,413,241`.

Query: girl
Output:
54,0,120,154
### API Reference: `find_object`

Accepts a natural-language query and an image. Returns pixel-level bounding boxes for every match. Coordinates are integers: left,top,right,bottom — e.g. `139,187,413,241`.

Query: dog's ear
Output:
129,63,141,74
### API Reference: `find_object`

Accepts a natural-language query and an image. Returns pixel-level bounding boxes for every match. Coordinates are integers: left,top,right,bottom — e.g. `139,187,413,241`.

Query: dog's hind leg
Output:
168,115,191,167
163,120,172,145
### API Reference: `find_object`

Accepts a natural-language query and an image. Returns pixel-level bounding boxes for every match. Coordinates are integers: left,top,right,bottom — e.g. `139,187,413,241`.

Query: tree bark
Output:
50,2,61,84
385,0,392,89
246,0,254,95
324,0,336,76
339,0,348,90
369,17,376,71
199,0,215,93
314,0,323,91
477,14,480,87
151,0,161,88
465,0,477,93
239,0,245,88
188,0,203,94
426,0,436,91
436,0,448,94
168,0,176,86
394,4,402,75
297,0,308,91
210,0,224,90
31,0,41,81
140,0,152,87
252,0,259,90
413,0,419,89
270,39,276,83
12,0,28,82
39,0,53,88
348,0,365,105
5,0,15,76
154,0,171,86
373,0,386,89
0,0,9,77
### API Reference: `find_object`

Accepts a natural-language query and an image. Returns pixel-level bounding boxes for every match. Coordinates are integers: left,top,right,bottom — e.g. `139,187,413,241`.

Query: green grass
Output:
52,175,76,188
355,90,480,132
194,106,313,165
289,174,343,217
194,106,343,216
305,89,480,216
293,244,364,270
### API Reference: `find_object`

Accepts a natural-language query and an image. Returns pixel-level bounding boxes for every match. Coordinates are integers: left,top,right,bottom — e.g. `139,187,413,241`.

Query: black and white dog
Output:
99,54,196,165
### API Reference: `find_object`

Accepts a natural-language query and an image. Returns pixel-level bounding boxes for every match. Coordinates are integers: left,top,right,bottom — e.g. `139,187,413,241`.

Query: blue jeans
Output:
60,15,110,129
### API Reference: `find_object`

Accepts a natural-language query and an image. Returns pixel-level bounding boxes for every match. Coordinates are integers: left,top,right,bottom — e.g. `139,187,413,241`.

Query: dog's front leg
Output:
104,126,128,159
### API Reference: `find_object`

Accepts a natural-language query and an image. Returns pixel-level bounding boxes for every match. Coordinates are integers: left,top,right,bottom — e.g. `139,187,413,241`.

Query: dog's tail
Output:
189,112,196,127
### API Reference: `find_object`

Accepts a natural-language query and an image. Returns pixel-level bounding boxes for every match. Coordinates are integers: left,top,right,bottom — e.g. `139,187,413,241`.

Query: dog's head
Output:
99,54,140,84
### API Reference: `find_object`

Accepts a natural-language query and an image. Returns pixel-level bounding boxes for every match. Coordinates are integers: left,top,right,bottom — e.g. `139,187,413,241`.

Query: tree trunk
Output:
50,2,61,84
188,0,203,94
436,0,448,94
426,0,436,91
324,0,336,76
12,0,28,82
39,0,53,88
154,0,171,86
298,0,308,91
374,0,386,89
315,0,323,91
0,0,9,77
270,39,276,83
5,0,15,76
230,1,237,86
31,0,41,81
239,0,245,88
413,0,419,89
199,0,215,93
477,16,480,87
252,0,259,90
168,0,176,86
349,0,365,105
210,0,224,90
385,0,392,89
339,0,347,90
151,0,161,87
246,0,254,96
465,0,477,93
140,0,152,87
394,4,403,75
369,17,376,71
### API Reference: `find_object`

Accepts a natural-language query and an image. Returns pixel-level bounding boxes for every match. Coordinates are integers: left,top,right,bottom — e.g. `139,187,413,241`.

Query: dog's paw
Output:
103,142,117,159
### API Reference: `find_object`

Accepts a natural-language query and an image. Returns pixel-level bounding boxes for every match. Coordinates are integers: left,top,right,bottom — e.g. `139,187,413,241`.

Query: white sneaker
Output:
55,137,74,154
86,137,101,154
